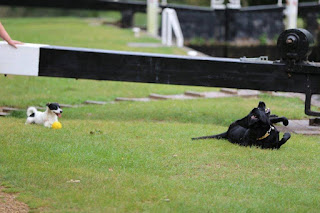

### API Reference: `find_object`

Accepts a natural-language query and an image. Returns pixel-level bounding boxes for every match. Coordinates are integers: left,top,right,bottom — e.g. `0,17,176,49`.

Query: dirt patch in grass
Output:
0,186,29,213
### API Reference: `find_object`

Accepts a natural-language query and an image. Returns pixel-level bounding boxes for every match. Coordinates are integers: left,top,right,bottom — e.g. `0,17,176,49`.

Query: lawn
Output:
0,17,320,212
1,17,186,54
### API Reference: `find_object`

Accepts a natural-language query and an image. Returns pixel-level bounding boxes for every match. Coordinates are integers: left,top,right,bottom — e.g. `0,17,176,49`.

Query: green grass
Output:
0,75,221,108
1,116,320,212
0,17,320,212
2,17,186,55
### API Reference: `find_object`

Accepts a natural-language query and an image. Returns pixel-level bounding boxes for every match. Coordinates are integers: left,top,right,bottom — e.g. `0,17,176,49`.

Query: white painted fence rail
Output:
0,41,47,76
284,0,298,29
161,8,184,47
211,0,241,9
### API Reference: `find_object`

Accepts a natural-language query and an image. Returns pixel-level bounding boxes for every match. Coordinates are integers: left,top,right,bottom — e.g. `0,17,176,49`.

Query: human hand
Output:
7,40,23,48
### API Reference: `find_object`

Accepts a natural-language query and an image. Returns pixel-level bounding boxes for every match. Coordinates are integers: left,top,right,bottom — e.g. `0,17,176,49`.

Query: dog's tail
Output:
26,107,37,117
192,132,227,140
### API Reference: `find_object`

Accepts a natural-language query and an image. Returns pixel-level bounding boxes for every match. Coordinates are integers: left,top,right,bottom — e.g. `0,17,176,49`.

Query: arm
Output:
0,22,23,48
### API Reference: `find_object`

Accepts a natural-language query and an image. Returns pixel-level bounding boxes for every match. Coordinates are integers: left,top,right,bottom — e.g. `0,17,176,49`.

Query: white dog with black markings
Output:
25,103,63,128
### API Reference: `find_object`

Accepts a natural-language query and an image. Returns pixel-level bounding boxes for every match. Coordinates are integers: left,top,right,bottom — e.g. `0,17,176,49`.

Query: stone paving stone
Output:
0,112,9,116
149,93,197,100
272,92,320,108
184,91,235,98
237,90,260,97
275,119,320,135
115,97,151,102
202,91,235,98
219,88,260,97
84,100,108,105
184,91,206,97
294,130,320,135
59,104,75,108
2,107,20,112
220,88,238,94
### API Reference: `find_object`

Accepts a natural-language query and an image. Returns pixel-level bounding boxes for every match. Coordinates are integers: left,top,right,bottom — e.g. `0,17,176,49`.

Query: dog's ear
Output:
258,101,266,109
235,115,250,128
46,103,50,107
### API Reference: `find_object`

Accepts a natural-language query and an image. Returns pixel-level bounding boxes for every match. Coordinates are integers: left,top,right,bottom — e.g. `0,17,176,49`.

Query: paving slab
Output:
275,119,320,135
272,92,320,108
184,91,206,97
59,104,76,108
2,107,20,112
149,93,197,100
115,97,151,102
220,88,238,94
219,88,260,97
238,90,260,97
202,91,235,98
0,112,9,116
184,91,235,98
84,100,108,105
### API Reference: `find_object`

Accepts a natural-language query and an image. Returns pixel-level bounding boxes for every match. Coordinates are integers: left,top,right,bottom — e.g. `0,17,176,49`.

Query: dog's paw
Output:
283,118,289,126
283,132,291,140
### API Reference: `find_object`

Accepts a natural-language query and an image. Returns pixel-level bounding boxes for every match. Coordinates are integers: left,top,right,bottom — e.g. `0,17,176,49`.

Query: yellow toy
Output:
52,121,62,129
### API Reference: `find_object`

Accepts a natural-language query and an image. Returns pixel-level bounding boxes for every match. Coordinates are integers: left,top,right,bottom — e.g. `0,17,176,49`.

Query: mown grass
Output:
0,17,319,212
0,75,221,108
1,116,320,212
2,17,186,55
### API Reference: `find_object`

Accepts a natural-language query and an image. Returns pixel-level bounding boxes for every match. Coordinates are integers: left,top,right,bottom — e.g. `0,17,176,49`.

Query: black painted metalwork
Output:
37,30,320,117
0,0,146,11
276,29,319,116
277,28,314,62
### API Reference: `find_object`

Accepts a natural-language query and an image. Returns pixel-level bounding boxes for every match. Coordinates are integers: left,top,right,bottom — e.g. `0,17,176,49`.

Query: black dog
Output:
192,102,291,149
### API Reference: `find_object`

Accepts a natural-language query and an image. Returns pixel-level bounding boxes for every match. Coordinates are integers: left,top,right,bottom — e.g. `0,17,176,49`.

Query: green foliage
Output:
189,37,207,45
297,17,306,29
258,33,267,45
207,38,215,45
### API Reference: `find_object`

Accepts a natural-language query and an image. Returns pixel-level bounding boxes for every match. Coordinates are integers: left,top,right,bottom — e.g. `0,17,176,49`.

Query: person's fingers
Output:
8,41,17,48
12,40,24,44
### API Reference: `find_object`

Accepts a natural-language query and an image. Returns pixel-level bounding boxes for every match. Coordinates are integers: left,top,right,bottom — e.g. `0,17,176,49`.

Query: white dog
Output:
25,103,63,128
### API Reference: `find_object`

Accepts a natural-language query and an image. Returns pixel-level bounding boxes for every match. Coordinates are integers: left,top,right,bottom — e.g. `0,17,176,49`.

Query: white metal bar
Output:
211,0,226,9
171,10,184,47
227,0,241,9
0,41,48,76
284,0,298,29
161,8,184,47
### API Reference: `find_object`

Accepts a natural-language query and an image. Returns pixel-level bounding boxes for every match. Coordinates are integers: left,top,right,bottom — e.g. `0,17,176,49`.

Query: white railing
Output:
211,0,226,9
161,0,167,6
284,0,298,29
147,0,159,37
227,0,241,9
161,8,184,47
211,0,241,9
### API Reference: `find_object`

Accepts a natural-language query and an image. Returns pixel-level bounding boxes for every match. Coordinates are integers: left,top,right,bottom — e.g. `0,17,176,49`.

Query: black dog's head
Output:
46,102,63,117
248,101,270,127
